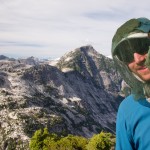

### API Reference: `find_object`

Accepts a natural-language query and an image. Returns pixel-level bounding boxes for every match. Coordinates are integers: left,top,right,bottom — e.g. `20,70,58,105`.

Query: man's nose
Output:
133,53,146,64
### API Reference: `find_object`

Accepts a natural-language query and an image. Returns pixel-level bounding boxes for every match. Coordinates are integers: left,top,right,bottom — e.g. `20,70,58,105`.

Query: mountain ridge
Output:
0,45,124,149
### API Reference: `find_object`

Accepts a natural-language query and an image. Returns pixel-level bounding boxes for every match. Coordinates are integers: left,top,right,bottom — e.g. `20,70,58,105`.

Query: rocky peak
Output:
0,55,9,60
18,56,39,66
57,45,121,91
0,55,15,61
57,45,100,70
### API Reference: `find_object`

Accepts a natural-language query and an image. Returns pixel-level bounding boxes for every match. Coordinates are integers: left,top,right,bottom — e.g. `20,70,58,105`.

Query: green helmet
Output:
111,17,150,100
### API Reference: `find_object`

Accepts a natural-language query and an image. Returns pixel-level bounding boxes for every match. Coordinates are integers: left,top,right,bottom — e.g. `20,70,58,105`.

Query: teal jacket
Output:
116,95,150,150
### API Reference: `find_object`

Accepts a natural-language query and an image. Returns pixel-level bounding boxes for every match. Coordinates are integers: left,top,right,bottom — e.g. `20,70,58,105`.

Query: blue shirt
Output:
116,95,150,150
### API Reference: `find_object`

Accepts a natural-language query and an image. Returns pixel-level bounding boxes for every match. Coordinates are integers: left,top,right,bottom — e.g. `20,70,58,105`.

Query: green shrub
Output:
57,134,88,150
29,128,50,150
43,133,60,150
87,132,115,150
29,128,115,150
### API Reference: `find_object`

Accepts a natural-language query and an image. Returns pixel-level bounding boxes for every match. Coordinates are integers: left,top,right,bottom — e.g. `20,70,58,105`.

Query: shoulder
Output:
117,95,139,118
119,95,136,108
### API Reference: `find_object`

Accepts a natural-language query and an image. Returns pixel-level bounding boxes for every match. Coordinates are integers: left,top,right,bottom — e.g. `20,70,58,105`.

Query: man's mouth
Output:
138,66,147,69
137,66,148,72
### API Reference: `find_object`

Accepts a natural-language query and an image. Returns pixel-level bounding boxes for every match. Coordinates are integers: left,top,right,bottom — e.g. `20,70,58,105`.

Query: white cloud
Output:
0,0,150,58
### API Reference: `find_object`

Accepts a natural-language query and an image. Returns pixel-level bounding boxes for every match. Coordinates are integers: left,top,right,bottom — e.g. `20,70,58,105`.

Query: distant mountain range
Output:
0,45,125,149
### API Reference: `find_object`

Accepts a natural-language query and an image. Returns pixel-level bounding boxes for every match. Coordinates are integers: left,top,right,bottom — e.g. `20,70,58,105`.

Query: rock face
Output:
0,45,123,149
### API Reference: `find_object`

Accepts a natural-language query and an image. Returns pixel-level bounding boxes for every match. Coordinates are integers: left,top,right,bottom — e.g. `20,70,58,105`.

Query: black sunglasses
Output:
114,37,150,63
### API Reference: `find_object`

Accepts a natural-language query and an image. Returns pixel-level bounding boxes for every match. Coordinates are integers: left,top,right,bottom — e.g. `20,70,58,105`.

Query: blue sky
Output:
0,0,150,59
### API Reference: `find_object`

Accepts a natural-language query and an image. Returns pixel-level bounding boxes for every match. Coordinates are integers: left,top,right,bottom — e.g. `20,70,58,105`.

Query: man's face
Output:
128,53,150,81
